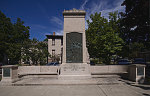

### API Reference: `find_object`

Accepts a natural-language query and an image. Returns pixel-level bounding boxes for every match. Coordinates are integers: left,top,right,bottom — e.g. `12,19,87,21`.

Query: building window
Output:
52,50,55,56
52,39,55,46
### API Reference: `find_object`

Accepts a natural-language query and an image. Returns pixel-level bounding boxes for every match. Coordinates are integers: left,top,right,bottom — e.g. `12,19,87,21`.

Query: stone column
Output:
1,65,18,84
128,64,146,83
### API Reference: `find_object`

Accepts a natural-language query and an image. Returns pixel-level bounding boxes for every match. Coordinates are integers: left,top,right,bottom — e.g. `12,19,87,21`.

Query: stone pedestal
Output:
1,65,18,84
128,64,146,83
59,63,91,80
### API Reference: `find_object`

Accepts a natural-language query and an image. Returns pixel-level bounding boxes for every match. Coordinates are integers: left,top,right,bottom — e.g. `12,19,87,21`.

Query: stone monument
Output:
59,9,91,79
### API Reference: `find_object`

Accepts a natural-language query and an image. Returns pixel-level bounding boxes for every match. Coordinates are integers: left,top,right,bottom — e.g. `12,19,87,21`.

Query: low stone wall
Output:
18,65,129,75
90,65,129,74
1,64,146,84
18,66,59,75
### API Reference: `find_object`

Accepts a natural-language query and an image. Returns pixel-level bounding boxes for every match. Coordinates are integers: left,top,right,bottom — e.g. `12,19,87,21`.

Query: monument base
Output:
58,63,91,80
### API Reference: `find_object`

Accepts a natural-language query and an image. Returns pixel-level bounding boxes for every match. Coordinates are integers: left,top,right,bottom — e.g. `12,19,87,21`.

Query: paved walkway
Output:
0,84,150,96
0,75,150,96
13,75,124,85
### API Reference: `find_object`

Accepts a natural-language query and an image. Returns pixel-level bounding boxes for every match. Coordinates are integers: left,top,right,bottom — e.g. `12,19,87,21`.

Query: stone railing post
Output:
1,65,18,84
128,64,146,83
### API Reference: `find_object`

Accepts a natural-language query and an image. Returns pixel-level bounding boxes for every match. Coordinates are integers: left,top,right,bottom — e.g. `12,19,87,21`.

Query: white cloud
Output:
30,24,47,29
50,16,63,26
43,30,63,36
49,16,64,35
101,0,125,18
55,29,63,35
80,0,89,10
79,0,125,29
49,0,125,33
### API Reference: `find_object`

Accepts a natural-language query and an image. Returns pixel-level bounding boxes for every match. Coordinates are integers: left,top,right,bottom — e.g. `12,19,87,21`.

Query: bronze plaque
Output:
3,68,10,77
66,32,83,63
137,66,144,75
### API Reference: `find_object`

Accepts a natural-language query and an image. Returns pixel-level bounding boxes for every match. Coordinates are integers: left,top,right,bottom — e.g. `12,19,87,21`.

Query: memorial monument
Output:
59,9,91,79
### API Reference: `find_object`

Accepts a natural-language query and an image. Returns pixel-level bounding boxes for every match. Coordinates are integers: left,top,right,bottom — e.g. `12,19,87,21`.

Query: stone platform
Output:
10,75,124,85
59,63,91,80
1,75,150,96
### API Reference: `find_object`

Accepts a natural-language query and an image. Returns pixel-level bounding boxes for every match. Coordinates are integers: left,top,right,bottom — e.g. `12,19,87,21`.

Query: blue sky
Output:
0,0,125,41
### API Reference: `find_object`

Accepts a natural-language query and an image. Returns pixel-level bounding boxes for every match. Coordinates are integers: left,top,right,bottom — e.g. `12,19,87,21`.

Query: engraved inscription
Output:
63,65,85,72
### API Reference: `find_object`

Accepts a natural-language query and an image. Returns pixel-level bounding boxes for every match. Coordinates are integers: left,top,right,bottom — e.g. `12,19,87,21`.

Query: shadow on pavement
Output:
118,79,150,90
143,93,150,96
133,85,150,90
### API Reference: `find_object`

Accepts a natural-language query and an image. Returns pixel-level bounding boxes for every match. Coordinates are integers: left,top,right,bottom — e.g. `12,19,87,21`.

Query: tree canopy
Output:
21,38,49,65
120,0,150,45
0,11,49,65
119,0,150,59
0,11,30,64
86,12,124,64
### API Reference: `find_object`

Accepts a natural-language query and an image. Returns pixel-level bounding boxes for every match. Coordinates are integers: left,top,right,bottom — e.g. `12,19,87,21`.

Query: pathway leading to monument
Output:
0,82,150,96
12,75,123,85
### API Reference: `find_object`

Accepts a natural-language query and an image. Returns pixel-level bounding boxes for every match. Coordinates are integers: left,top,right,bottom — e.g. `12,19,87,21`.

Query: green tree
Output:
121,0,150,46
119,0,150,59
121,0,150,83
21,40,31,64
86,12,124,64
21,38,49,65
8,18,30,64
0,11,30,65
37,41,49,65
0,11,13,64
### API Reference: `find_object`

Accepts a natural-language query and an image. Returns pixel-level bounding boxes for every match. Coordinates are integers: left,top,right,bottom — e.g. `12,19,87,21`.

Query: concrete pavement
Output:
0,84,150,96
0,75,150,96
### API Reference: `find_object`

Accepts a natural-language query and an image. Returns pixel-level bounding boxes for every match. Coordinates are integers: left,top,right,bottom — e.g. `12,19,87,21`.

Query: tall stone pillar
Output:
59,9,91,79
62,8,87,64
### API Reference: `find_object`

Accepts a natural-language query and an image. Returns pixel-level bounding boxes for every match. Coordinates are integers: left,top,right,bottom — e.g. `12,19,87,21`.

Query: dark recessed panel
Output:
66,32,83,63
3,68,10,77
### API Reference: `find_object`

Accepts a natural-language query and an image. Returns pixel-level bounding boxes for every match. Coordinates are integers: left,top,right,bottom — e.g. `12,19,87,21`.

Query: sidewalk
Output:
0,75,150,96
0,84,150,96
